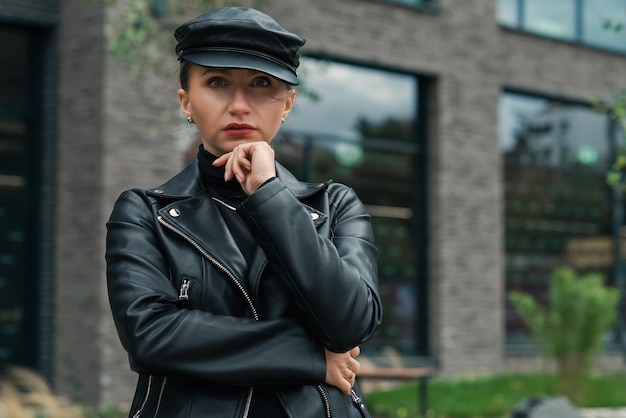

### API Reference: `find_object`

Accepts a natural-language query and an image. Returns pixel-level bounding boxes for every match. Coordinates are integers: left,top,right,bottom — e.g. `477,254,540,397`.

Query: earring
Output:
187,116,193,124
280,117,286,124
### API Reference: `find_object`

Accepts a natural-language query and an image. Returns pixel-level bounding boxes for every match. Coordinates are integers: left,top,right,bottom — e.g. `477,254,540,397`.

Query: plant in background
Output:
593,89,626,189
593,19,626,190
0,365,84,418
509,266,619,404
104,0,271,75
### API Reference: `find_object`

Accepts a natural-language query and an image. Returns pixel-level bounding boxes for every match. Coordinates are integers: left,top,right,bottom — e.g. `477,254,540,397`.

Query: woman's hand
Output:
213,142,276,195
324,346,360,394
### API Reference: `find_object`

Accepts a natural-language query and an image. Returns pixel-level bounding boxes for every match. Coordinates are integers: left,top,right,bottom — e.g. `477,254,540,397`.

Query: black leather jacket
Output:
106,162,383,418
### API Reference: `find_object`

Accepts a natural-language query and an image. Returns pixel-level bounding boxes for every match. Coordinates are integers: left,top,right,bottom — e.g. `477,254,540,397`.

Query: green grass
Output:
363,372,626,418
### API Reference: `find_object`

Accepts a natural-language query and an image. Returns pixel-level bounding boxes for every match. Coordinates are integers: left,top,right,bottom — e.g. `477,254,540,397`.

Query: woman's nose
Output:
227,86,252,113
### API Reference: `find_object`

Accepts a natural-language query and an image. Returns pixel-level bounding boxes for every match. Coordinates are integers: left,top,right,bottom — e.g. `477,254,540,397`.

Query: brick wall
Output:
54,0,106,404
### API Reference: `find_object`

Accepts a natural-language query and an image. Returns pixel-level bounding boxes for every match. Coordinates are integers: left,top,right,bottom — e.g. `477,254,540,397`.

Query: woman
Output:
106,6,383,418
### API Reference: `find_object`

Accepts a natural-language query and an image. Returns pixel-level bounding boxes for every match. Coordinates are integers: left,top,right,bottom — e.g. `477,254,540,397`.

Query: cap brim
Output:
181,50,299,85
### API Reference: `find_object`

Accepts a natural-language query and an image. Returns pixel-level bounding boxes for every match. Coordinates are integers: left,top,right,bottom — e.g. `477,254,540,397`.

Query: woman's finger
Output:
349,346,360,358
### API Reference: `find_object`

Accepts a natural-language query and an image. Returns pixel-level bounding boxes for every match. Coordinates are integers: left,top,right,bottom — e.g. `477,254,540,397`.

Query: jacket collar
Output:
146,161,330,200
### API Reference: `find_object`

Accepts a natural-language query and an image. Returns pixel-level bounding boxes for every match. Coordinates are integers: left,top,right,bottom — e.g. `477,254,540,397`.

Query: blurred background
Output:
0,0,625,412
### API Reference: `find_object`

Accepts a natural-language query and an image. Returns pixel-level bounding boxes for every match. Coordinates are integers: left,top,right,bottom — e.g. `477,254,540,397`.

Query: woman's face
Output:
178,65,296,156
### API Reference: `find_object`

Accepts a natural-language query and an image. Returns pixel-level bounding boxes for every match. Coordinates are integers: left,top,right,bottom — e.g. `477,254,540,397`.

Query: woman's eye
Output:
252,77,271,87
208,78,227,87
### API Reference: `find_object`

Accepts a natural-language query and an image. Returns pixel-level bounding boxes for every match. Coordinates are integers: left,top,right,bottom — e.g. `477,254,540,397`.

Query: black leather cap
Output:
174,7,306,85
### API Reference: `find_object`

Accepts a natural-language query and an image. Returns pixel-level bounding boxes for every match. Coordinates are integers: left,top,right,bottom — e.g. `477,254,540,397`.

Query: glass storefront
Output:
275,57,429,357
500,91,624,346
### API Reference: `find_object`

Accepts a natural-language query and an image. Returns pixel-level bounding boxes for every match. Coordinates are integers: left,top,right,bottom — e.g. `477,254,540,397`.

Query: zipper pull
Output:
350,389,366,411
178,278,190,300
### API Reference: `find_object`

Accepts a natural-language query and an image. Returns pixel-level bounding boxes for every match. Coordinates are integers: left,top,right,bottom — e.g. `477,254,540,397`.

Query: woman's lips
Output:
224,123,256,137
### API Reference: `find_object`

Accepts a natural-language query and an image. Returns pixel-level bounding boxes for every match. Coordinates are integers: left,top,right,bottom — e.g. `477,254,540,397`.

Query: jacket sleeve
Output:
238,179,383,353
106,190,327,385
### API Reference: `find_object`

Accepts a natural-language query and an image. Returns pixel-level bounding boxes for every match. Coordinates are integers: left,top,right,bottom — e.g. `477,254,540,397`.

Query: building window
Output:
275,57,429,358
497,0,626,53
0,26,42,367
500,90,623,347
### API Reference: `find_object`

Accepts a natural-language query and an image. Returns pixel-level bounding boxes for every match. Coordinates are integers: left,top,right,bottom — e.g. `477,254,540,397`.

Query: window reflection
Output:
500,96,612,170
525,0,576,39
500,91,620,346
497,0,518,27
584,0,626,50
497,0,626,53
276,58,426,357
288,58,415,142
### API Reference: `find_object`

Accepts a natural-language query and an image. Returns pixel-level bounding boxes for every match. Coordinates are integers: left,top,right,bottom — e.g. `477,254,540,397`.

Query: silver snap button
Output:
152,189,164,194
310,213,319,220
169,208,181,217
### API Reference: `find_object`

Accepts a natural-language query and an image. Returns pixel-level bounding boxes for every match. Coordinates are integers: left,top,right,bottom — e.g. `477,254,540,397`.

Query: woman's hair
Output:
179,60,193,91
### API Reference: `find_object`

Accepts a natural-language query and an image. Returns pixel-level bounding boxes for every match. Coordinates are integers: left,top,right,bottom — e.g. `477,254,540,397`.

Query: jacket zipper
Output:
350,389,368,417
242,387,254,418
132,376,168,418
178,278,190,300
157,216,259,320
156,216,259,417
317,386,365,418
153,377,168,417
132,375,152,418
317,385,332,418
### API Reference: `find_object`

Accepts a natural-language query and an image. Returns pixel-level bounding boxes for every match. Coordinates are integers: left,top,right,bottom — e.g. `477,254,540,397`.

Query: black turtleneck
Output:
197,144,255,275
196,145,289,418
197,145,248,201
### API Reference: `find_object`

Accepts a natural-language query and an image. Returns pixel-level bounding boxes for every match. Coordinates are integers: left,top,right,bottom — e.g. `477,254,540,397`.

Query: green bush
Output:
509,266,619,404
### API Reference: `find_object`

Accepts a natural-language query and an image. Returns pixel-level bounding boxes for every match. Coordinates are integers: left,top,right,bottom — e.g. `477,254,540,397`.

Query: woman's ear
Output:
178,88,191,119
283,89,296,119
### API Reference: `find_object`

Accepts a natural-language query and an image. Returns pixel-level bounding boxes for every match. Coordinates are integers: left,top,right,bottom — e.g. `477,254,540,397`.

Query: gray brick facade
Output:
1,0,625,408
55,0,107,404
